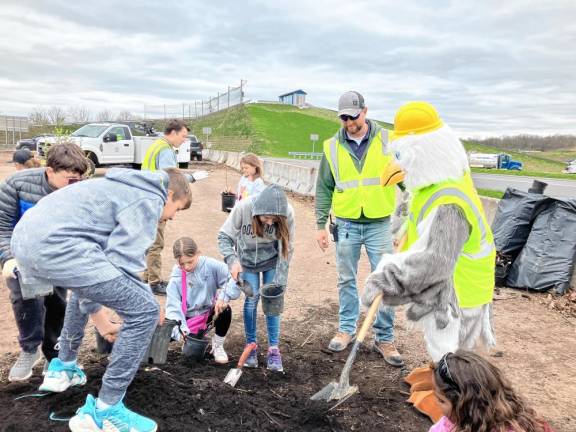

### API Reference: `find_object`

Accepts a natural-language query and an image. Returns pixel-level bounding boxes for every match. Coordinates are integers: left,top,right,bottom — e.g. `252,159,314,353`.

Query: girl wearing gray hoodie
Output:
218,184,295,372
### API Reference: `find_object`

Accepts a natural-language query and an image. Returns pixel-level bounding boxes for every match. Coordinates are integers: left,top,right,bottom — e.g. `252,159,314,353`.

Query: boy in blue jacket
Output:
11,167,192,432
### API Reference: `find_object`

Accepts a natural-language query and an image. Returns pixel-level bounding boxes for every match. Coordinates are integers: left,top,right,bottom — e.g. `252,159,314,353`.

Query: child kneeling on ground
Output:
431,350,554,432
11,168,192,432
165,236,241,364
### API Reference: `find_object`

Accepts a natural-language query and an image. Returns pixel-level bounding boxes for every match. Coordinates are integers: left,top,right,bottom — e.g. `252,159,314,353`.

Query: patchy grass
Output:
477,188,504,199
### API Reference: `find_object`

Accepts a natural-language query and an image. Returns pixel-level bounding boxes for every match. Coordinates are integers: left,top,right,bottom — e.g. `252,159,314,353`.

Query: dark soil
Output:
0,307,430,432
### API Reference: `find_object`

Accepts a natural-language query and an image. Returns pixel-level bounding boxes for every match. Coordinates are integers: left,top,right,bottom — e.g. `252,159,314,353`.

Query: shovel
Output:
223,342,257,387
311,293,383,403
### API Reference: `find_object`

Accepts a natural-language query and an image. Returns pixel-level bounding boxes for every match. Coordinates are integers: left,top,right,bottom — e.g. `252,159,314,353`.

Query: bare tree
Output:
67,105,91,123
46,106,66,125
96,109,114,122
29,107,50,125
116,110,133,121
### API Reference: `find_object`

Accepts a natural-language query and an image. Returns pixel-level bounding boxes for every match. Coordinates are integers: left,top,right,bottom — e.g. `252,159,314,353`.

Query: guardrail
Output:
288,152,323,160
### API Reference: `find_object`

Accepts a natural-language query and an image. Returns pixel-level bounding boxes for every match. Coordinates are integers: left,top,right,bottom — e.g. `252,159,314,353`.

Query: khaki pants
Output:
144,220,166,284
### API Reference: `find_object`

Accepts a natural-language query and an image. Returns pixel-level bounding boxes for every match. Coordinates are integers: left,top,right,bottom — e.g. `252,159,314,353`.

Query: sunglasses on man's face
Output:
67,177,82,185
339,113,361,122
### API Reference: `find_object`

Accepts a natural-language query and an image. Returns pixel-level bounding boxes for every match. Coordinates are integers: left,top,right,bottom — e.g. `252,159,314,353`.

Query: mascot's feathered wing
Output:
362,102,496,421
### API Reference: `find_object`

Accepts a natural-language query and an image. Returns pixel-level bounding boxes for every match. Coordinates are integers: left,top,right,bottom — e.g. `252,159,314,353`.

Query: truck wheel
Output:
132,163,142,170
85,157,96,178
179,162,189,169
196,154,203,161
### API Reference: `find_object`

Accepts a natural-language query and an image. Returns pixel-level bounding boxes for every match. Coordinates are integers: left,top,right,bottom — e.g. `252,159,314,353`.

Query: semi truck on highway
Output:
468,153,523,170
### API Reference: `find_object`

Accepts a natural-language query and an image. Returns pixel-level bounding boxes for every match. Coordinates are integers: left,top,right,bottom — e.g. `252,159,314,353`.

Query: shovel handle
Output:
356,293,383,343
237,342,257,368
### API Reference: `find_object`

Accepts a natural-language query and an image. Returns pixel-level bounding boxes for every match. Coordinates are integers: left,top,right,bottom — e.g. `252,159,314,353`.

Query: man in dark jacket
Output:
0,143,88,381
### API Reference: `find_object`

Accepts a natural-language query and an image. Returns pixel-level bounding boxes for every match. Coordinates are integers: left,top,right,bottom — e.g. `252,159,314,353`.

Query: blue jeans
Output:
242,269,280,347
335,218,395,342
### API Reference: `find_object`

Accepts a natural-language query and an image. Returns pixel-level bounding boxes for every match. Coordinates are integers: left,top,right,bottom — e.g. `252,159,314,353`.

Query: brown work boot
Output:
374,341,404,367
328,332,355,352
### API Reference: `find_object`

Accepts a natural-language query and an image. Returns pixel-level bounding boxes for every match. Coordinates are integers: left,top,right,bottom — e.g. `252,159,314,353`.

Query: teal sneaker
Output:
69,394,158,432
39,358,86,393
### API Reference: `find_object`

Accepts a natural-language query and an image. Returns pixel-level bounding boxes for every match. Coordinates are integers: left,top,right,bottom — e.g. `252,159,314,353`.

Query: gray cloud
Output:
1,0,575,136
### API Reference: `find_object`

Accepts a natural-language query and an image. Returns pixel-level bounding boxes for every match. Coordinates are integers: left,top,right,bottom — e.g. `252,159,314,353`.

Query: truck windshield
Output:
71,125,109,138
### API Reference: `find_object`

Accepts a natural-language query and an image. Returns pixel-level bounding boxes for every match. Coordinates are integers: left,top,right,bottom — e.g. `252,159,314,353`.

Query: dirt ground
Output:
0,158,575,431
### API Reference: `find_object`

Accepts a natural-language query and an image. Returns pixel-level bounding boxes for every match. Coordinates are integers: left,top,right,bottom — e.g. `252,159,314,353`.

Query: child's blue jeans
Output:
242,269,280,347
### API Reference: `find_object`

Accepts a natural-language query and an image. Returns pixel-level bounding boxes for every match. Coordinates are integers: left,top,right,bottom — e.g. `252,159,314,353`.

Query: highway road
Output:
264,157,576,199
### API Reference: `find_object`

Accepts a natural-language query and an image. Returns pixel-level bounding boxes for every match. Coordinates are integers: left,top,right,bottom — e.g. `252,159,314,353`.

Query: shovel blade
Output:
223,368,242,387
310,382,337,401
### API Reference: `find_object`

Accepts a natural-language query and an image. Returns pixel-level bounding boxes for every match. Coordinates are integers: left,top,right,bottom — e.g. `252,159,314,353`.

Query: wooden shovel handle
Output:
356,293,383,343
237,342,257,368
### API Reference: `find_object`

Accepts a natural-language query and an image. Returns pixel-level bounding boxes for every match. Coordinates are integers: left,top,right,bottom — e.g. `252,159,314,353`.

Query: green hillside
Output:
186,102,574,178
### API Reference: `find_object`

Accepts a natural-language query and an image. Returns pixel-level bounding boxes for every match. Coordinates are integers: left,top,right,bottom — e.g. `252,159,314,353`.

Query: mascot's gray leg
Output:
459,304,496,351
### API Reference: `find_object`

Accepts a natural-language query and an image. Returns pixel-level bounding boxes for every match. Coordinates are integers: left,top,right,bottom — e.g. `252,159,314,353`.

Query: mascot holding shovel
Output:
362,101,496,422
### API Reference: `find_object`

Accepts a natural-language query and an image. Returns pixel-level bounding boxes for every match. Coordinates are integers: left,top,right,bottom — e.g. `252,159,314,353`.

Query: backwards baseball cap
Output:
338,91,365,117
13,149,33,164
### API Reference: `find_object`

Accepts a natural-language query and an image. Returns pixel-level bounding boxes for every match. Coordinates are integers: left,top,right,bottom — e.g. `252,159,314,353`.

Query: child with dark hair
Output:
218,184,295,372
11,168,192,432
431,350,554,432
0,142,89,382
165,236,241,364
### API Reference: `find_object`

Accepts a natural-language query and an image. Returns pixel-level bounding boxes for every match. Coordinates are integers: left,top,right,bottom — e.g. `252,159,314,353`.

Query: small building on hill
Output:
278,90,307,107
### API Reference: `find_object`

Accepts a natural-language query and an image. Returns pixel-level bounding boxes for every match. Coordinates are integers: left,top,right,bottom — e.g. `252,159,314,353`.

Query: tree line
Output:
28,106,139,126
467,135,576,152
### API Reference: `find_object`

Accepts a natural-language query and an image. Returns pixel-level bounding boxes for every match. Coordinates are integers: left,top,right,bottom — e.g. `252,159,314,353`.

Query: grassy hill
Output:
184,103,576,178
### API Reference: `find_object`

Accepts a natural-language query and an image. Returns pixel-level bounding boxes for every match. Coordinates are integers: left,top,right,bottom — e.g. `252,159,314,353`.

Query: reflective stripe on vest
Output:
417,188,495,260
142,139,171,172
405,176,495,308
323,129,396,219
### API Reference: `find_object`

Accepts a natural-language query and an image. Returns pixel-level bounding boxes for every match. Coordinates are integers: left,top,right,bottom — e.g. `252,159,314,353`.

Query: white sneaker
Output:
211,335,228,364
39,358,87,393
8,349,42,382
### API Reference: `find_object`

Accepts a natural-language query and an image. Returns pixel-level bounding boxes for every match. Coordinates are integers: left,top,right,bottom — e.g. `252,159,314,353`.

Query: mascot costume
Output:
362,101,496,421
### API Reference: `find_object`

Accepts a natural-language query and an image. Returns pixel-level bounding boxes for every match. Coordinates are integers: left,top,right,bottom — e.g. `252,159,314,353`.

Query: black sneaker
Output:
150,281,167,296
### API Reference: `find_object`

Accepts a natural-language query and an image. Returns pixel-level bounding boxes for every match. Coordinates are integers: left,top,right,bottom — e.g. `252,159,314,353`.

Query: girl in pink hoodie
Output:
431,350,553,432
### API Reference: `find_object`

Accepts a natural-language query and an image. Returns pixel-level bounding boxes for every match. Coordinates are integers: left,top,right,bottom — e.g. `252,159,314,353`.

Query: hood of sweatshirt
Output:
251,184,288,218
105,168,168,203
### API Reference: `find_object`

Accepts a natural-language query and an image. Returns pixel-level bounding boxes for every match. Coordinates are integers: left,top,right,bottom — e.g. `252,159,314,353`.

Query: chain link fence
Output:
144,82,245,121
0,115,29,148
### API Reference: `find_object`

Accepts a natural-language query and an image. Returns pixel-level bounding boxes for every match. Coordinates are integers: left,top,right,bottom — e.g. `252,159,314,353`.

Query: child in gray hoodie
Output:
218,184,295,372
11,168,192,432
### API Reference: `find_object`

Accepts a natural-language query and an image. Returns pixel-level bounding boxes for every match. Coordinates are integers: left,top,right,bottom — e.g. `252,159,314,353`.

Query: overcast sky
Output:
1,0,575,137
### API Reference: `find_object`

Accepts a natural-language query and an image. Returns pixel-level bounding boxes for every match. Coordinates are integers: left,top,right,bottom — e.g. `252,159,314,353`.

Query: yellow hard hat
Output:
394,101,443,137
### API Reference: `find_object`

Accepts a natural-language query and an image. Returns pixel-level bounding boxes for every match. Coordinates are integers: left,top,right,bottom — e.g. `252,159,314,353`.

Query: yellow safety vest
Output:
323,129,396,219
142,138,171,172
405,173,495,308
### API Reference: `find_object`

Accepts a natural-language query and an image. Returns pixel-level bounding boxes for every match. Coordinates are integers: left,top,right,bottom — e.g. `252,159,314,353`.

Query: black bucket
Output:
143,319,177,365
95,329,113,354
182,334,210,361
221,192,236,212
260,284,285,316
528,180,548,195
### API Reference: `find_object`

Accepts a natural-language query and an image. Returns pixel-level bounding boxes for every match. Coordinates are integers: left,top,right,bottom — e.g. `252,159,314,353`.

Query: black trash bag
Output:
491,188,553,257
506,199,576,294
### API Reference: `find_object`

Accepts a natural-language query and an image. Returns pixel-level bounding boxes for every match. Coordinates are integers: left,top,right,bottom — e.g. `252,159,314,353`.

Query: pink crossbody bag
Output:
181,270,212,334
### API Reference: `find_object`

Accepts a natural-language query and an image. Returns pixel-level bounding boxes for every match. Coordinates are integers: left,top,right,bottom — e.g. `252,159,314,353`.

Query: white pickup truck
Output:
67,122,191,174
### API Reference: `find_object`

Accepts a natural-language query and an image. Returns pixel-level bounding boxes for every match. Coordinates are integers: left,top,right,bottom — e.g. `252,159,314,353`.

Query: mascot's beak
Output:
381,161,405,187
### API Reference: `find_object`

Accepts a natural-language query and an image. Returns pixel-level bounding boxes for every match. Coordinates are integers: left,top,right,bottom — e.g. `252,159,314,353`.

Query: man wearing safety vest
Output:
315,91,403,367
362,101,496,421
141,119,189,295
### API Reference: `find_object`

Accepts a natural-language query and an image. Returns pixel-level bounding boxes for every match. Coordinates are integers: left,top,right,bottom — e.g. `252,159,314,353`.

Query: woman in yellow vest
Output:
362,101,496,422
